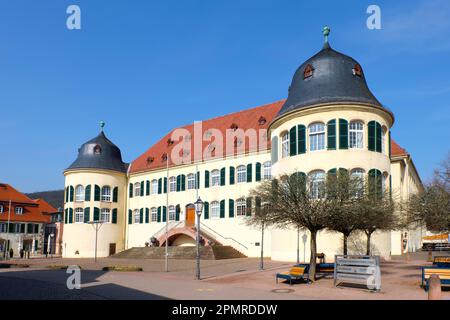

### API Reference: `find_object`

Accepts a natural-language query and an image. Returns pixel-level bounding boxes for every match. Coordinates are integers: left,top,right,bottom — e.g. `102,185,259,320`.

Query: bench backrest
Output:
423,267,450,279
433,256,450,266
290,266,306,276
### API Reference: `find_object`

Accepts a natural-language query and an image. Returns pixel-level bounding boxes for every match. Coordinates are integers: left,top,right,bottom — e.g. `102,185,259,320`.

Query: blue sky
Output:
0,0,449,193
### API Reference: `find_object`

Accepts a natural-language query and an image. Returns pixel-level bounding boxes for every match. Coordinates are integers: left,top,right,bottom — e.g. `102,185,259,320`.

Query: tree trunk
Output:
309,230,317,282
343,233,348,255
366,232,372,256
296,226,300,264
260,222,264,270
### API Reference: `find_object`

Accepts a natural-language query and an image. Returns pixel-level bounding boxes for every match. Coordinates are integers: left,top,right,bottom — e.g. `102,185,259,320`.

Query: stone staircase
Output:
112,245,246,260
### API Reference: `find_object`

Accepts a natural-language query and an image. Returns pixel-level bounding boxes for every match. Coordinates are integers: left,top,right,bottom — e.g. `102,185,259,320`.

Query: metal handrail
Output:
198,222,248,251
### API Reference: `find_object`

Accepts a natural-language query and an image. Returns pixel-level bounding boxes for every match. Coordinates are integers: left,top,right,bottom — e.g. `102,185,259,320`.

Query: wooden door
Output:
109,243,116,256
186,208,195,227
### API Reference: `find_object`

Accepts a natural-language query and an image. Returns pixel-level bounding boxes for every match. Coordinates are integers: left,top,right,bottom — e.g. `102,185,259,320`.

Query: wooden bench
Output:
421,266,450,291
276,265,309,285
433,256,450,267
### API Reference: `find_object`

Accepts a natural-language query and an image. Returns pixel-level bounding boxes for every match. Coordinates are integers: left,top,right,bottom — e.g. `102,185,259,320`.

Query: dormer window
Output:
230,123,239,131
146,156,155,165
352,64,362,76
303,64,314,79
94,144,102,155
0,205,3,213
258,116,267,126
167,138,174,146
162,153,168,161
15,207,23,215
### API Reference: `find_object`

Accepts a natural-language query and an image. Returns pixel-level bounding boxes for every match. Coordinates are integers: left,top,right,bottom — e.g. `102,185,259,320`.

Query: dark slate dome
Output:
66,129,128,173
278,28,383,117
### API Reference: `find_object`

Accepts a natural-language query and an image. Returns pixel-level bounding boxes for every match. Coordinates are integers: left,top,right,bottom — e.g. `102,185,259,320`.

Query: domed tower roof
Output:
277,26,385,117
65,122,128,173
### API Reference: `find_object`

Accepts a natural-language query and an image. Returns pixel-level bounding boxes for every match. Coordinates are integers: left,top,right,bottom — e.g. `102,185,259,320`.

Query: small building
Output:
0,183,57,257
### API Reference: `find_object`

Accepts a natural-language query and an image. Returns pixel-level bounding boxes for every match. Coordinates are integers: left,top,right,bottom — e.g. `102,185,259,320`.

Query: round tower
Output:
62,122,128,258
269,27,394,261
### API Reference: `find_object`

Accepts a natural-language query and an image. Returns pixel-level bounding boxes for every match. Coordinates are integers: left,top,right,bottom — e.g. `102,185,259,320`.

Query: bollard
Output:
428,274,441,300
427,250,433,262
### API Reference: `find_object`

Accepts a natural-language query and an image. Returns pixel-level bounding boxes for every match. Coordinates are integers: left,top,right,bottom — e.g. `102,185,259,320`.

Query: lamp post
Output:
47,233,55,258
194,197,204,280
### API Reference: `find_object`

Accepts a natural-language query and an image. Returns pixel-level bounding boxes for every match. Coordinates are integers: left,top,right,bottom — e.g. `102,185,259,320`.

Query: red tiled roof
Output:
0,184,52,223
33,198,58,214
391,139,409,157
130,100,285,173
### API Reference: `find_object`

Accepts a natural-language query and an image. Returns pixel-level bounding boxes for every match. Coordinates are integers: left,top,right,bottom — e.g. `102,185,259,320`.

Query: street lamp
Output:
194,197,204,280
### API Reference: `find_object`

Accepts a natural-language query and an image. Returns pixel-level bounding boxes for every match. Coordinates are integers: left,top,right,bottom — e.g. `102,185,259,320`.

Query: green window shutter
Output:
328,168,337,175
229,199,234,218
229,167,235,185
255,162,261,182
389,175,392,199
196,172,200,189
140,208,143,224
175,205,180,221
33,224,39,234
84,207,90,223
246,164,252,182
255,197,262,216
368,121,375,151
128,209,132,224
20,224,25,233
205,170,210,188
64,209,68,223
388,130,392,158
220,200,225,218
246,198,252,216
69,208,73,223
145,208,149,223
375,122,382,153
327,119,336,150
65,187,69,203
204,202,209,219
271,136,279,164
94,185,100,201
112,209,118,224
289,126,297,156
146,181,150,196
112,187,118,202
129,183,133,198
157,207,161,222
93,207,100,221
163,178,167,193
140,181,144,196
297,125,306,154
220,168,226,186
69,186,74,202
158,178,162,194
176,175,181,192
181,175,186,191
339,119,348,149
162,206,167,222
84,185,91,201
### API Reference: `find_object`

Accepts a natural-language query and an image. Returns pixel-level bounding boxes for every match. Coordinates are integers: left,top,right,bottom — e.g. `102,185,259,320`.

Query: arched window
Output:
263,161,272,180
75,208,84,223
169,177,176,192
134,183,141,197
309,170,326,199
236,165,247,183
211,170,220,187
210,201,220,219
75,185,84,202
187,174,196,190
368,169,383,197
151,207,157,222
236,198,246,217
168,205,176,221
151,179,158,195
309,123,325,151
134,209,140,223
100,208,110,222
93,144,102,154
281,132,289,158
352,63,362,76
101,186,111,202
351,168,365,197
303,64,314,79
349,121,364,149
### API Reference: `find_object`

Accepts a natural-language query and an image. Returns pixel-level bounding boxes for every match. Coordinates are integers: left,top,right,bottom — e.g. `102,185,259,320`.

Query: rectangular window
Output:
151,208,158,222
281,133,289,158
309,123,325,151
134,183,141,197
263,162,272,180
210,202,220,219
211,170,220,187
236,199,246,217
169,177,176,192
187,174,196,190
15,207,23,215
0,223,6,233
168,206,176,221
75,208,84,223
349,121,364,149
151,180,158,195
101,209,110,223
237,166,246,183
134,210,141,223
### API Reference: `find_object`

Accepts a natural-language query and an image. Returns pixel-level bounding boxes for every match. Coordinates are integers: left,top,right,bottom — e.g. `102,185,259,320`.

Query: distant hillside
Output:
26,190,64,210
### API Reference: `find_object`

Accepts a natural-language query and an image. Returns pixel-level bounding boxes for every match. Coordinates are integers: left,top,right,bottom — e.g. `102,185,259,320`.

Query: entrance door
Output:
186,207,195,227
109,243,116,256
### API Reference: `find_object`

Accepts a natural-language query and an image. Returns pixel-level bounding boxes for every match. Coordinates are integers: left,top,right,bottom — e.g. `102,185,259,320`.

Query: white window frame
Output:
169,177,176,192
236,199,246,217
236,165,247,183
281,132,289,158
0,205,3,214
382,128,386,154
134,209,141,223
75,185,84,202
101,186,111,202
100,208,110,223
15,207,23,215
351,168,365,197
14,224,21,233
211,170,220,187
210,201,220,219
309,123,325,151
134,183,141,197
263,161,272,180
151,179,158,195
168,205,176,221
0,223,6,233
309,170,326,199
187,174,196,190
75,208,84,223
151,207,157,222
349,121,364,149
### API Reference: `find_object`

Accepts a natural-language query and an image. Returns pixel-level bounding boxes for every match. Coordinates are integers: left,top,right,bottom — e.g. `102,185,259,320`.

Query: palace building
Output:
62,29,423,261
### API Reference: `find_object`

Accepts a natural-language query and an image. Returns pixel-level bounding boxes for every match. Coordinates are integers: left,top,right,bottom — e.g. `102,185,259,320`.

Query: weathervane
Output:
323,26,331,43
100,121,105,131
